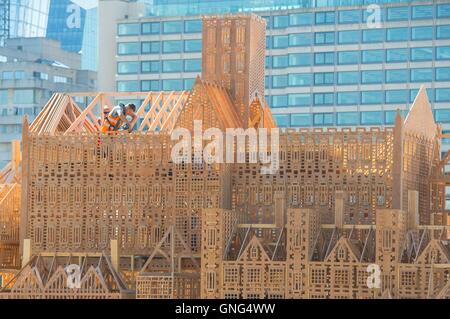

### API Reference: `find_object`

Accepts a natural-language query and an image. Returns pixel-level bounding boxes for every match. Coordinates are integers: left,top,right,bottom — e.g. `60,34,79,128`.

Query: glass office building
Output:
114,0,450,138
3,0,98,71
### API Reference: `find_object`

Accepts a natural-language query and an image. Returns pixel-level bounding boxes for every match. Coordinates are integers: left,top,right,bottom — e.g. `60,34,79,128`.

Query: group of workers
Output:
99,103,137,133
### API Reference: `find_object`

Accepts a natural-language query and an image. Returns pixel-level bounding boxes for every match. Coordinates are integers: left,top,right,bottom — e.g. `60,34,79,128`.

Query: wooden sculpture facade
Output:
0,14,449,299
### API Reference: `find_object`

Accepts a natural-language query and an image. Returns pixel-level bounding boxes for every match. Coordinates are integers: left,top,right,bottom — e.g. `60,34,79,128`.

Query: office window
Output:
289,33,313,46
265,76,271,89
14,71,25,79
117,81,139,92
289,53,312,67
315,52,334,65
437,25,450,39
386,90,408,104
362,29,384,43
437,46,450,60
288,73,311,87
337,71,359,85
291,114,312,127
117,42,140,55
361,111,383,125
316,11,335,24
185,39,201,52
273,75,288,88
163,21,182,34
363,7,385,23
338,30,360,44
436,67,450,81
273,55,288,68
314,113,334,126
361,70,383,84
387,7,409,21
273,15,289,28
338,51,359,64
117,62,139,74
289,94,311,107
262,16,271,27
141,61,160,73
2,71,13,80
142,80,160,91
0,90,7,105
272,95,288,108
118,23,140,36
314,93,334,105
386,69,409,83
436,109,450,123
410,89,433,102
184,59,201,72
339,10,360,24
411,68,433,82
142,41,160,54
436,88,450,102
411,47,433,61
412,5,433,19
273,114,290,127
315,32,335,45
437,4,450,18
361,90,383,104
387,28,408,42
266,56,271,68
387,48,409,62
411,26,433,41
163,40,183,53
162,79,183,91
142,22,160,34
266,36,271,49
314,72,334,85
185,20,202,33
163,60,183,73
184,79,195,90
337,92,359,105
273,35,289,49
362,50,384,63
337,112,359,125
289,13,312,26
13,89,35,104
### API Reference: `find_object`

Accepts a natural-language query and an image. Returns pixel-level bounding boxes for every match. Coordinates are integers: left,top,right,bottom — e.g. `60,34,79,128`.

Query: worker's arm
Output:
120,114,137,133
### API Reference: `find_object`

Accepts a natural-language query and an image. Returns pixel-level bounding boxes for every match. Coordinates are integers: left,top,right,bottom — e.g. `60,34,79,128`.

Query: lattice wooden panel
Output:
0,184,20,269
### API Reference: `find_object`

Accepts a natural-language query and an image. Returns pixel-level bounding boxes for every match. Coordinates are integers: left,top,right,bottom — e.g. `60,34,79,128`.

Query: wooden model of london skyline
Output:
0,13,450,299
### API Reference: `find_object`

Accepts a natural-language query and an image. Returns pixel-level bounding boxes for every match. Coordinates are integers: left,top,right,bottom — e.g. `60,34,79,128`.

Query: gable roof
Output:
325,236,362,263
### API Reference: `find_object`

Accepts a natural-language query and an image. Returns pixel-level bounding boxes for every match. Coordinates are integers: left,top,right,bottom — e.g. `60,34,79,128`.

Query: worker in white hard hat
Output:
98,105,111,126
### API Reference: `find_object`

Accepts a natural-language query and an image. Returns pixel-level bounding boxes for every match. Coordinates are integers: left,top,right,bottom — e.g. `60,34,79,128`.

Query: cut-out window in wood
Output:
376,185,385,205
311,268,326,284
305,185,314,205
207,227,216,247
206,271,216,291
382,229,392,250
247,268,261,283
224,267,238,284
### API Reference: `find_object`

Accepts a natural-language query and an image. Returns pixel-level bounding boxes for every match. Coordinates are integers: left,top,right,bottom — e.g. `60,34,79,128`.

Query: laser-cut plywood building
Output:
0,13,449,299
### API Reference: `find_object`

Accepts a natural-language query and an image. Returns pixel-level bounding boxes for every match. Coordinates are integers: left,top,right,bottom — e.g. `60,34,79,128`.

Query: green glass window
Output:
314,73,334,85
361,91,383,104
411,26,433,41
184,20,202,33
273,35,289,49
272,95,288,108
362,29,384,43
291,114,312,127
437,4,450,18
315,32,335,45
163,21,183,34
13,89,34,104
436,88,450,102
184,39,201,52
436,67,450,81
273,114,290,127
361,70,383,84
117,62,139,74
387,7,409,21
362,50,384,63
162,60,183,73
0,90,8,105
117,42,140,55
184,59,201,72
386,90,408,104
288,94,311,107
337,71,359,85
142,41,160,54
273,55,288,68
141,80,160,91
163,40,183,53
288,73,312,87
273,15,289,29
338,10,360,24
361,111,383,125
289,13,312,26
387,48,408,62
316,11,335,24
386,69,409,83
142,22,160,34
437,46,450,60
117,81,139,92
289,33,313,46
411,68,433,82
337,112,359,125
315,52,334,65
337,92,359,105
412,5,433,19
387,27,409,41
272,75,288,88
141,61,160,73
162,79,183,91
437,25,450,39
435,109,450,123
313,113,334,126
411,47,433,61
118,23,140,36
338,30,360,44
289,53,312,67
314,93,334,105
338,51,359,65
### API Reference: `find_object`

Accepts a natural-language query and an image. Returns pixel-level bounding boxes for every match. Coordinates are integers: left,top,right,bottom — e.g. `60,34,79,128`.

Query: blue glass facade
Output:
114,1,450,138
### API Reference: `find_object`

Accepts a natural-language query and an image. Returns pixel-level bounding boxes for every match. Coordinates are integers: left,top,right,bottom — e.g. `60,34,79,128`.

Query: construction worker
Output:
101,103,137,133
98,105,111,126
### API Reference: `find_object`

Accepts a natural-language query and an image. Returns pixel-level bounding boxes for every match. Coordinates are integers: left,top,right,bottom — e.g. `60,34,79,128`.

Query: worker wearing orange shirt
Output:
101,103,137,133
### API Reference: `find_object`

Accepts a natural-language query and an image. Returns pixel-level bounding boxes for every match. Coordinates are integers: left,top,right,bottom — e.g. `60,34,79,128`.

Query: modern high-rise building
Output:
100,0,450,149
1,0,98,71
0,37,97,168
